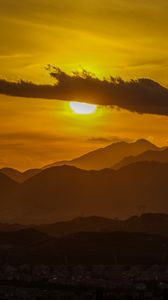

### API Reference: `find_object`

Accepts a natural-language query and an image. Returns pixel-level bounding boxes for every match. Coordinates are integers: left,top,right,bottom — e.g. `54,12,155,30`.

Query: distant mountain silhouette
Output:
44,139,158,170
0,167,41,183
1,213,168,237
37,213,168,237
38,216,119,236
114,147,168,169
123,213,168,235
0,161,167,223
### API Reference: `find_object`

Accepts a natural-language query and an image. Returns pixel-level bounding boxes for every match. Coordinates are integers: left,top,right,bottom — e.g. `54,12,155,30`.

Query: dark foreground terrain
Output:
0,229,168,265
0,214,168,298
0,264,168,299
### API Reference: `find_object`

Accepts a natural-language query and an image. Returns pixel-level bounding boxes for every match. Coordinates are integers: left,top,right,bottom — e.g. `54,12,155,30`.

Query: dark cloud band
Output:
0,67,168,116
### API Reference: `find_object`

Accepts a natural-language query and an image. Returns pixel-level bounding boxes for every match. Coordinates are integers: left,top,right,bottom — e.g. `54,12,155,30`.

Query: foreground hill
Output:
0,228,47,246
0,229,167,265
33,231,167,265
1,161,167,223
114,147,168,169
44,139,158,170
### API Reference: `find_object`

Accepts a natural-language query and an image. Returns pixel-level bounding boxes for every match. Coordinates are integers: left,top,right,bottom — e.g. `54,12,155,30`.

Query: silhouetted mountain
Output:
37,213,168,237
114,147,168,169
21,169,41,182
0,172,18,216
106,213,168,236
0,173,22,223
0,168,22,182
1,213,168,237
2,161,168,223
44,139,158,170
38,216,119,236
0,213,168,264
124,213,168,235
0,168,41,183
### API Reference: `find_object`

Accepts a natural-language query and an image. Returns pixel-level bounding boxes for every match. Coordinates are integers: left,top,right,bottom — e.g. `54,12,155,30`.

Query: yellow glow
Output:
70,102,97,115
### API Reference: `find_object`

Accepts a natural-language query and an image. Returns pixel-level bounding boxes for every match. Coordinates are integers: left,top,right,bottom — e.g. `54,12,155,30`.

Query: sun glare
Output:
70,102,97,115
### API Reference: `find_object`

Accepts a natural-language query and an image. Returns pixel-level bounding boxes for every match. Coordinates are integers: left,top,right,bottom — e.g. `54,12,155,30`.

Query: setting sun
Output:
70,102,97,115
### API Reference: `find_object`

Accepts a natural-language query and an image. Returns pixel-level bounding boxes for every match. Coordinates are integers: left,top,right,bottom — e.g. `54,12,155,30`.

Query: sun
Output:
70,101,97,115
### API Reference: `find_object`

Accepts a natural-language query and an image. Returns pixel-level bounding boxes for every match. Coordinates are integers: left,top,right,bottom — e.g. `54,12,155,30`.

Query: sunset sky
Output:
0,0,168,170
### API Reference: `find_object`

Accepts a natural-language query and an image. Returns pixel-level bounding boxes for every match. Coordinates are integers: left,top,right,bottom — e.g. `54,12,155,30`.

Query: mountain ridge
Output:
0,168,41,183
0,161,167,223
114,147,168,169
43,139,159,170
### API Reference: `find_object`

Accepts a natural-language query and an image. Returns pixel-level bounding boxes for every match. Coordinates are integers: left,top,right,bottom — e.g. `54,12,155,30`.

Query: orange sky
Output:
0,0,168,170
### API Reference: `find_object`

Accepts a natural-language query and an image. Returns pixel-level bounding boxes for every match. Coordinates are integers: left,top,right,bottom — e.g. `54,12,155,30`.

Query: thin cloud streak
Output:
0,132,71,142
88,137,133,143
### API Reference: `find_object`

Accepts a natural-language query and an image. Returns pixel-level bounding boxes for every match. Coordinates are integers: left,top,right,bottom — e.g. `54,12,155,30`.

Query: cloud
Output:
88,137,115,143
0,131,69,143
0,67,168,116
88,136,134,143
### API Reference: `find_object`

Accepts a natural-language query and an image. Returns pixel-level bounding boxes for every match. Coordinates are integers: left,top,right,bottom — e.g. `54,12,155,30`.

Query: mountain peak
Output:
135,139,155,146
44,138,160,170
106,139,156,149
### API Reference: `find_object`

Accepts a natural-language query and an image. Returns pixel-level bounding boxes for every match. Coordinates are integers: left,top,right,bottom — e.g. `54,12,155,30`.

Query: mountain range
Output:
44,139,159,170
0,213,168,237
1,139,167,183
37,213,168,237
0,161,168,223
0,138,168,223
0,168,41,183
114,147,168,169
